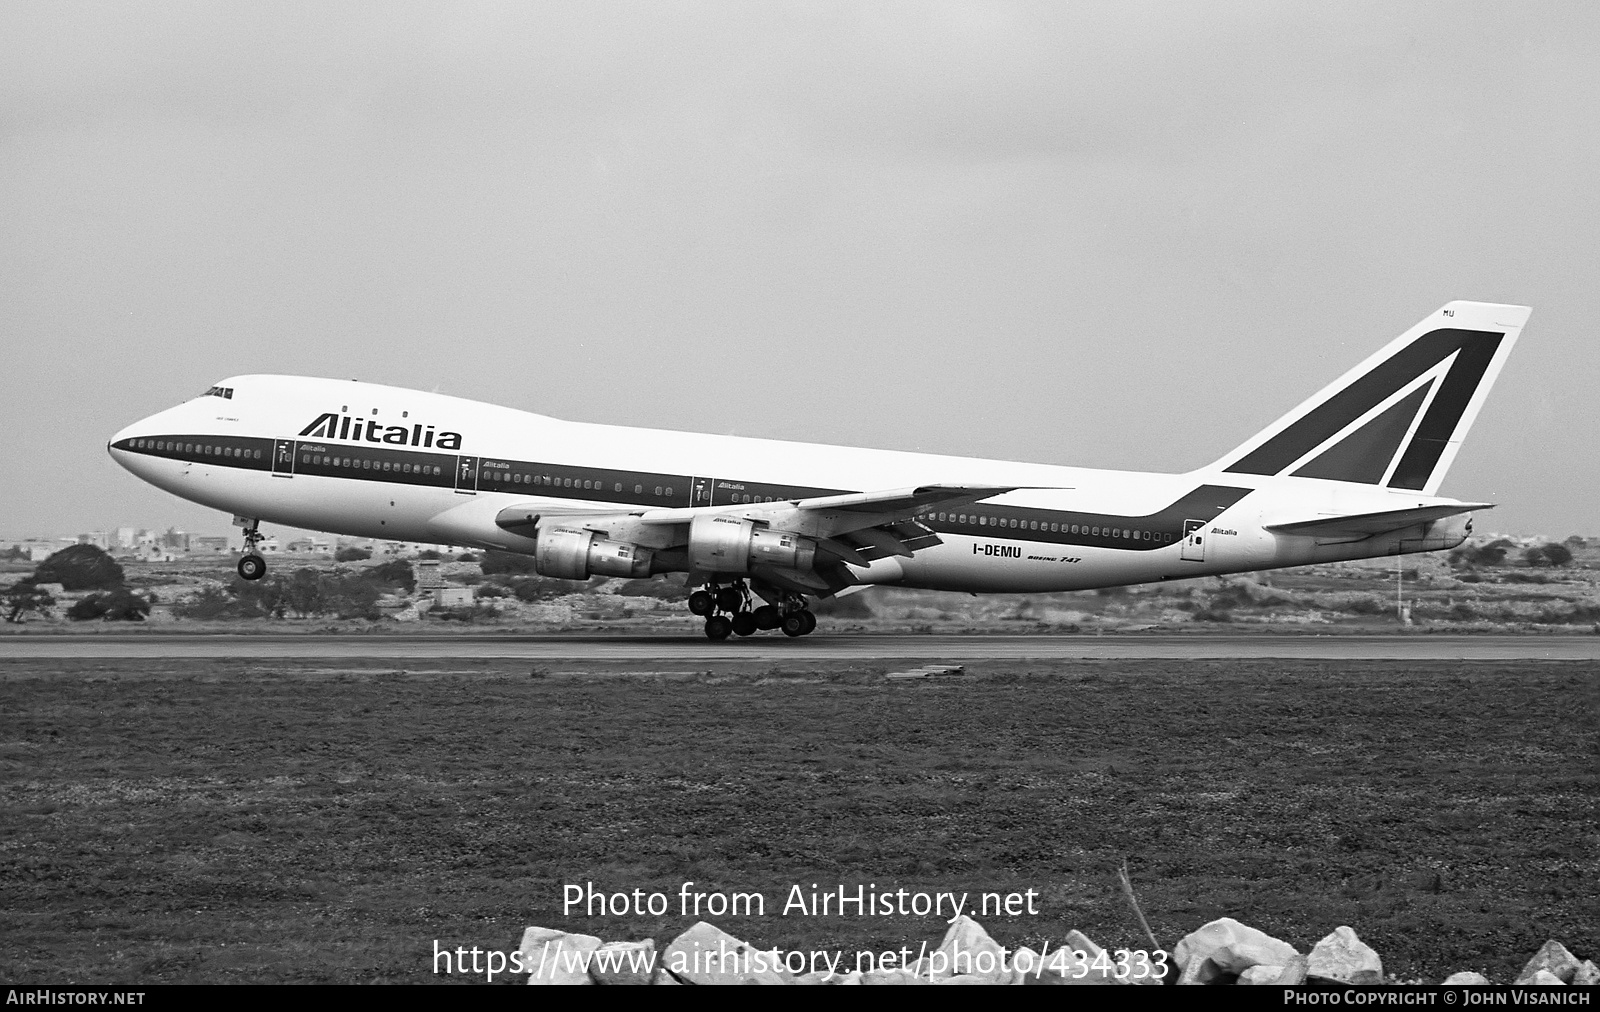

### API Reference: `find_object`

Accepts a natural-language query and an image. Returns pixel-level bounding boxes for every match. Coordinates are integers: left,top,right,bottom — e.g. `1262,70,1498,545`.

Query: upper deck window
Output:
203,385,234,399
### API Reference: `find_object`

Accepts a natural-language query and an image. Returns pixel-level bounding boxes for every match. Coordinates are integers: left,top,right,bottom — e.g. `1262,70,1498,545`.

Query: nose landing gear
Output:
689,581,815,639
237,520,268,581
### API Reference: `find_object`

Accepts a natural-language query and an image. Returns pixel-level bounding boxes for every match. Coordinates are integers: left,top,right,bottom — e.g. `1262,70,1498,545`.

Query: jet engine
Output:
687,514,816,574
535,526,654,580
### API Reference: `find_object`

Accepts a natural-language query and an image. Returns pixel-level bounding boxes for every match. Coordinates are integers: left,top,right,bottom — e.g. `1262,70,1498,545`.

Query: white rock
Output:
1572,961,1599,986
588,940,655,986
660,921,787,985
1174,917,1298,975
1307,926,1384,985
935,915,1010,983
1238,964,1285,985
1528,970,1567,985
517,927,601,985
1276,955,1309,985
1177,955,1228,985
1007,945,1043,983
936,974,994,984
861,968,930,985
1516,940,1582,985
1442,971,1490,985
1064,929,1103,959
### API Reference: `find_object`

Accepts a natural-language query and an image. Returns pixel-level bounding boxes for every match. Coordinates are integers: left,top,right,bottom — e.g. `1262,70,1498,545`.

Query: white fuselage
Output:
110,375,1474,594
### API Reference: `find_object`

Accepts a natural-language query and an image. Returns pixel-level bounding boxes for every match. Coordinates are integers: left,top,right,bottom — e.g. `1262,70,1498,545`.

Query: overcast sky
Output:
3,1,1596,541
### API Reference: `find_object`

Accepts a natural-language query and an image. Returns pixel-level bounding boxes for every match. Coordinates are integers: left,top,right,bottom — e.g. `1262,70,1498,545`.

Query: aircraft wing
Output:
493,483,1030,571
1265,503,1493,538
792,484,1021,515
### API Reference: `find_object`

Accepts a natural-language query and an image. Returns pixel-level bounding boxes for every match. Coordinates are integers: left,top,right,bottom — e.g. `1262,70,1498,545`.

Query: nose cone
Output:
108,401,193,481
108,416,157,478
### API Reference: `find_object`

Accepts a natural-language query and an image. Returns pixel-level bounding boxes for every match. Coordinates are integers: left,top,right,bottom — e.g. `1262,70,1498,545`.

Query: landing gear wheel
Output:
237,554,267,581
687,590,715,616
781,612,808,638
731,611,758,637
799,610,817,635
715,586,744,613
753,605,781,631
705,615,733,641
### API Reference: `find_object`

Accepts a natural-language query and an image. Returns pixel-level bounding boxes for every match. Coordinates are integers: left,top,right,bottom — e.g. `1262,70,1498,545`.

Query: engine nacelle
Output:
688,514,816,574
534,526,654,581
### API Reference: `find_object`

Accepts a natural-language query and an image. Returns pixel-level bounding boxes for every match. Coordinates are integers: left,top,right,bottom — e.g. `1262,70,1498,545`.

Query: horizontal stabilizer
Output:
1265,503,1493,538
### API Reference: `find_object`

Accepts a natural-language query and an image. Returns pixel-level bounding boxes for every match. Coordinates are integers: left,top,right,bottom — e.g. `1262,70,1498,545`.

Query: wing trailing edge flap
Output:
1265,502,1493,539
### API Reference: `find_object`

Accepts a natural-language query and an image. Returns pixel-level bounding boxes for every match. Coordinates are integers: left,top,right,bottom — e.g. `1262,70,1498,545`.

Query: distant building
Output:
160,528,190,552
77,532,110,550
433,586,474,608
116,527,137,549
192,536,230,554
2,540,58,562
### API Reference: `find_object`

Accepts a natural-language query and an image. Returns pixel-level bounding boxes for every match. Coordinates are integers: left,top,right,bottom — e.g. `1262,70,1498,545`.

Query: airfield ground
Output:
1,655,1593,983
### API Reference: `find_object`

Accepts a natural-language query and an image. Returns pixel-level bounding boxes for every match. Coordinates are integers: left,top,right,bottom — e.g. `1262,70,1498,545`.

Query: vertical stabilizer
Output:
1207,301,1530,495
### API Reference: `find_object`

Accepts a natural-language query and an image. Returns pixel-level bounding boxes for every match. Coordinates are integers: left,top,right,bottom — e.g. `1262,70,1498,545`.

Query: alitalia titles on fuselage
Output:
298,412,463,450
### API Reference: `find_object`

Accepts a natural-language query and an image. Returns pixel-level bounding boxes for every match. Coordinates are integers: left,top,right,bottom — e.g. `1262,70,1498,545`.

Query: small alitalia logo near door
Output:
298,412,463,449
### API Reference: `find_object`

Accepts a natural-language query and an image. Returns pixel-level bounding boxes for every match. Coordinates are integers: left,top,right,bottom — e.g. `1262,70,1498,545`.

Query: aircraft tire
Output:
237,554,267,581
752,605,781,630
780,612,807,638
715,586,743,613
799,610,817,635
705,615,733,641
687,590,715,616
731,611,758,637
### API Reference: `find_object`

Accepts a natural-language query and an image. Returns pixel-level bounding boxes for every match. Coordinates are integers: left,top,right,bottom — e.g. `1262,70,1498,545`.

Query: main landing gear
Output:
237,520,268,581
688,580,815,640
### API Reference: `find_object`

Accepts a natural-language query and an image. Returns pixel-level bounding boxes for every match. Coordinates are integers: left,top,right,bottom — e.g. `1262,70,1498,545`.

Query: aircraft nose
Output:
107,412,169,476
109,416,154,454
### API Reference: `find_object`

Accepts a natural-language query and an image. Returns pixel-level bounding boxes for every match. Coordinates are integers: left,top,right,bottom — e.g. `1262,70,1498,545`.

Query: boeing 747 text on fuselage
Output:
109,301,1530,638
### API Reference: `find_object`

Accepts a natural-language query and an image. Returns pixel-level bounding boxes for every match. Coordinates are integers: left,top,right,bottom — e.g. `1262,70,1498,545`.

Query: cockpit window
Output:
204,385,234,399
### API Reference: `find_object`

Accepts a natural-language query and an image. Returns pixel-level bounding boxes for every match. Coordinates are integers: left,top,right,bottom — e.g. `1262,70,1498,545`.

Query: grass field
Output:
1,657,1594,983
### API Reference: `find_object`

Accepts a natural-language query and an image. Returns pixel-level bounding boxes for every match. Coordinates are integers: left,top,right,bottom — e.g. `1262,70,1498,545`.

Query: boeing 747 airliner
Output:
109,301,1529,638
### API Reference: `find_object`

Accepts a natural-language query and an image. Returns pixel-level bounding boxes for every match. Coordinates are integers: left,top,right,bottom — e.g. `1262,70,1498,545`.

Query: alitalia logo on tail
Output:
299,412,463,450
1208,302,1531,498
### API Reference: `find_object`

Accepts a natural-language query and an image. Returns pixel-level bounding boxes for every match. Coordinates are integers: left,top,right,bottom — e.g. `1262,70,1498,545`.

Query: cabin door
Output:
272,439,296,476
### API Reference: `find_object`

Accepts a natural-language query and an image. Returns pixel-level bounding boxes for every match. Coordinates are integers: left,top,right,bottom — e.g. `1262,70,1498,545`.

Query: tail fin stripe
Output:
1385,333,1503,490
1223,328,1502,477
1291,380,1432,484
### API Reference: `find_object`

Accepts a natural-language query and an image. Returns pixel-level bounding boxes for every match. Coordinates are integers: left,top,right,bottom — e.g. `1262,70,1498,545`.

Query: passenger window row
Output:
133,438,262,461
479,470,674,498
302,452,443,476
920,511,1175,543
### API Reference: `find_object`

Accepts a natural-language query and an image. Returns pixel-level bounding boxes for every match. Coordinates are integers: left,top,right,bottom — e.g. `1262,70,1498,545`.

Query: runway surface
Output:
2,634,1597,661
